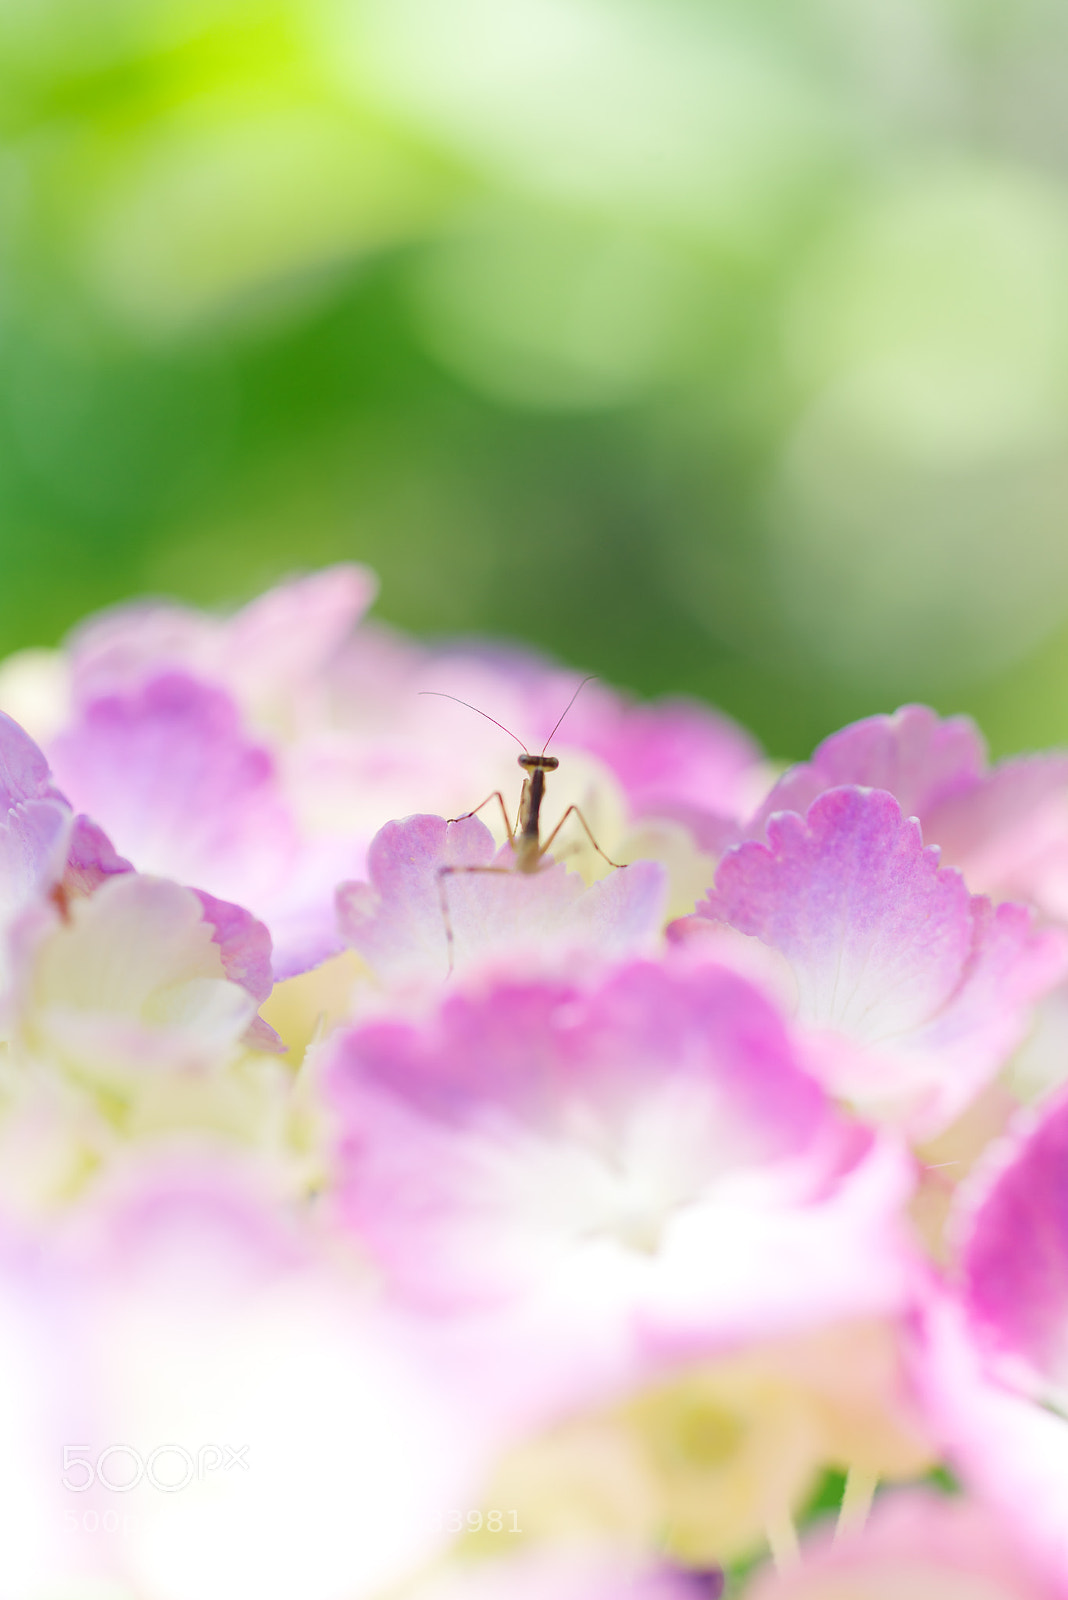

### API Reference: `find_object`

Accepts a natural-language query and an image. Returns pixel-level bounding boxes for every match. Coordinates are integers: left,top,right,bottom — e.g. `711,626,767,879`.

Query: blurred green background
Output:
4,0,1068,759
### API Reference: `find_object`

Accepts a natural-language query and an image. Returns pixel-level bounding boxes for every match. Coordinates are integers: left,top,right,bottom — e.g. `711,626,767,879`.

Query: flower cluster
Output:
5,566,1068,1599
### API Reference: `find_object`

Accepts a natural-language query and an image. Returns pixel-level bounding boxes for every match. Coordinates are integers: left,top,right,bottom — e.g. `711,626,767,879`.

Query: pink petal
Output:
337,813,666,984
743,1488,1059,1600
748,705,1068,921
213,563,378,721
68,563,377,723
956,1087,1068,1398
925,753,1068,917
326,959,912,1385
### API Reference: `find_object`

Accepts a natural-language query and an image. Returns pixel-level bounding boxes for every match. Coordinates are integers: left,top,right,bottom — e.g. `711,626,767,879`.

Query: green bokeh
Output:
4,0,1068,760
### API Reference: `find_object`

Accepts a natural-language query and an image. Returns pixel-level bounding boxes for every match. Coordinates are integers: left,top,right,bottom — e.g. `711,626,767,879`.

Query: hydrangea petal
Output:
193,888,284,1052
49,672,355,977
337,813,667,984
749,705,983,838
63,812,133,897
0,709,73,902
69,564,377,731
749,705,1068,920
0,711,83,1013
925,753,1068,919
956,1087,1068,1400
210,563,379,730
698,787,1066,1135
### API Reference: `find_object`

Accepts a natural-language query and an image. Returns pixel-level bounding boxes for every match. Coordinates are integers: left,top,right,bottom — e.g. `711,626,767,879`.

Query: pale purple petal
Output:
338,813,494,982
192,888,284,1052
902,899,1067,1119
261,851,353,979
51,673,296,890
748,705,984,840
0,709,73,900
67,598,216,702
0,704,67,801
63,813,133,897
700,787,1066,1135
338,813,667,984
0,793,71,926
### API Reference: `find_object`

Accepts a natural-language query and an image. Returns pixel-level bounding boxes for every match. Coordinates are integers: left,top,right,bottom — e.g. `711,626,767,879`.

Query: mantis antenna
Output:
540,675,597,754
417,691,528,752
